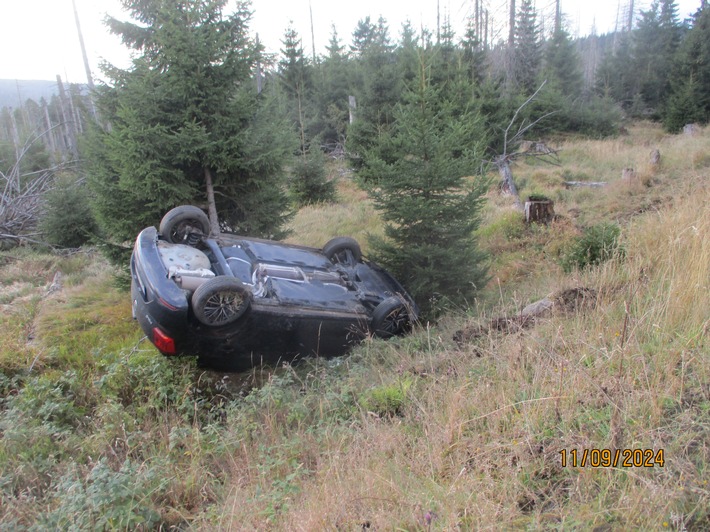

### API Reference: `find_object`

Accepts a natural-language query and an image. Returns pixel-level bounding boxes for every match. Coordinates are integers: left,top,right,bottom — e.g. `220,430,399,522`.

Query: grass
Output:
285,171,383,252
0,123,708,529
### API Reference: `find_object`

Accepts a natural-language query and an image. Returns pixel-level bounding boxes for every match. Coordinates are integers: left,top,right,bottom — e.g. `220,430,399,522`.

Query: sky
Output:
0,0,704,83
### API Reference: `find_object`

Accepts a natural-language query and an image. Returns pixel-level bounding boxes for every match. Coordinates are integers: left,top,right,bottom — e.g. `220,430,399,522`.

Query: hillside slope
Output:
0,123,707,529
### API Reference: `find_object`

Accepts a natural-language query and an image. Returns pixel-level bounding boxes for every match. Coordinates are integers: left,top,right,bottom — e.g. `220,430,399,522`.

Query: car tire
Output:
160,205,210,244
191,277,251,327
371,297,412,339
323,236,362,266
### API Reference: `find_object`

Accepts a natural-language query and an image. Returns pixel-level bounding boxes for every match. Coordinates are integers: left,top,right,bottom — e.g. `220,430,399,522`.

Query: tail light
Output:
152,327,177,355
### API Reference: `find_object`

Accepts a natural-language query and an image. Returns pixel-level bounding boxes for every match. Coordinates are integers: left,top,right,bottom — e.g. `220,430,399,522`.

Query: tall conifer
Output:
363,59,489,316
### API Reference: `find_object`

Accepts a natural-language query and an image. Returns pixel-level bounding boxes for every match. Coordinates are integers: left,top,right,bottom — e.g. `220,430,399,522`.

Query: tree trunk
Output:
203,167,221,237
56,75,78,159
496,156,522,210
42,101,57,161
348,95,357,124
72,0,97,120
622,168,636,182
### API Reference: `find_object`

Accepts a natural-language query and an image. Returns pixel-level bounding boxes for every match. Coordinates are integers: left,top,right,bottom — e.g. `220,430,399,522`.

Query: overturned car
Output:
131,206,418,370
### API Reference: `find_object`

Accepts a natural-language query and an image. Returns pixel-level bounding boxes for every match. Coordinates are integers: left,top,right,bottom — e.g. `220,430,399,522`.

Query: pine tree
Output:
632,0,683,116
87,0,292,244
595,33,634,105
397,21,420,89
663,3,710,130
279,24,313,153
512,0,542,95
278,25,335,206
363,62,489,316
346,16,400,174
461,17,488,85
350,16,377,56
543,25,583,98
315,26,351,148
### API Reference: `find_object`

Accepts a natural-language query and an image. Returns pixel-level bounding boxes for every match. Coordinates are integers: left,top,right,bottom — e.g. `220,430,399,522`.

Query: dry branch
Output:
0,128,74,247
564,181,608,188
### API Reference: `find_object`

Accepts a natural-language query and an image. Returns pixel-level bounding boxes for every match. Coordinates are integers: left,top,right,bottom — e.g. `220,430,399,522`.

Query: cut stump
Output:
524,196,555,224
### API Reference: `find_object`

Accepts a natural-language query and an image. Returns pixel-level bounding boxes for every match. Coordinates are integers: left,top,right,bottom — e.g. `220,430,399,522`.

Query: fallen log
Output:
564,181,607,188
453,288,597,346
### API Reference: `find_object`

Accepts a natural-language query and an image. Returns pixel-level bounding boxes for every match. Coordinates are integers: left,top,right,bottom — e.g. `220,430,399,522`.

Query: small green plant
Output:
38,459,164,530
289,151,337,206
560,222,624,272
360,378,414,417
40,173,99,248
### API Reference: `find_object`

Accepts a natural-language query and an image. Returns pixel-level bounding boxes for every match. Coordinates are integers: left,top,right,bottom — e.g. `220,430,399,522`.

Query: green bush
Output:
40,174,98,248
38,459,164,530
289,151,337,206
560,222,624,272
359,378,414,417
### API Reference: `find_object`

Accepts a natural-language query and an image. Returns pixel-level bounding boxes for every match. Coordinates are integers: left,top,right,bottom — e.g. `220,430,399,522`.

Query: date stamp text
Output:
559,448,665,468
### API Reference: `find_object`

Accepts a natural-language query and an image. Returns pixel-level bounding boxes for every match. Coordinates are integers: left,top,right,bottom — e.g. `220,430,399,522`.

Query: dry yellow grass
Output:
1,124,706,530
207,123,709,530
285,172,383,253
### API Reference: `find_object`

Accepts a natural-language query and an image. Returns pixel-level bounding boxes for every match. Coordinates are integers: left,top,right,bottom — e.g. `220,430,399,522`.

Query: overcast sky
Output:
0,0,703,83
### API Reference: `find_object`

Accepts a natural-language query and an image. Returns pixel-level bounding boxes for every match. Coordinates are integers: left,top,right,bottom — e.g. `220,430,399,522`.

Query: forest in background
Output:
1,0,709,307
2,0,707,164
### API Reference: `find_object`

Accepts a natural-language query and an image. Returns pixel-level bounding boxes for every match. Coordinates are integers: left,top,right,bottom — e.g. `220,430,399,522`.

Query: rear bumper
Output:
131,227,191,355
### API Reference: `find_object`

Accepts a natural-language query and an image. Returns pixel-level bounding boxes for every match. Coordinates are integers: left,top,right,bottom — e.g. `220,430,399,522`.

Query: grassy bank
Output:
0,123,707,529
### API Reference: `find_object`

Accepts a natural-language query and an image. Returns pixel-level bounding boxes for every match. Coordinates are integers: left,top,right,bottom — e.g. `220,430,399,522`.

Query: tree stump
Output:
683,123,700,136
622,168,637,182
524,196,555,224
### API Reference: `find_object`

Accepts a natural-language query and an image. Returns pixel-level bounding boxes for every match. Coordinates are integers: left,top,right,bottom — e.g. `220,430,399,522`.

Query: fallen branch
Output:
564,181,608,188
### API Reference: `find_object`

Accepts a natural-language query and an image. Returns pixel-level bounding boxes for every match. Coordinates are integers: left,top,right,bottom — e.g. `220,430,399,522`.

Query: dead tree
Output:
489,81,560,211
0,128,68,247
72,0,97,120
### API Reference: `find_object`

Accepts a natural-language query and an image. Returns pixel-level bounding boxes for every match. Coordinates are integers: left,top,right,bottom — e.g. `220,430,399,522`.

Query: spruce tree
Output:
278,25,335,206
347,16,400,174
461,17,488,86
632,0,682,116
512,0,542,95
663,3,710,130
363,61,489,316
315,26,351,148
278,24,314,152
87,0,292,244
543,25,583,98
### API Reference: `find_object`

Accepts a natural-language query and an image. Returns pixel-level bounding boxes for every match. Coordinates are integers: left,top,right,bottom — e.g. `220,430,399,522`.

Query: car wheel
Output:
323,236,362,266
160,205,210,244
371,297,412,339
192,277,250,327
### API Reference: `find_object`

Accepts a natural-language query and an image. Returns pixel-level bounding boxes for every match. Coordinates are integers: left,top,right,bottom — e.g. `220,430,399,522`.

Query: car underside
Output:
131,206,418,370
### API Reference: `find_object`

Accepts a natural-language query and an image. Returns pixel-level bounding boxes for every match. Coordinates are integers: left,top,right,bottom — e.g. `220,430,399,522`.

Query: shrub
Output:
560,222,624,272
289,151,337,206
360,378,414,417
38,459,164,530
40,174,98,248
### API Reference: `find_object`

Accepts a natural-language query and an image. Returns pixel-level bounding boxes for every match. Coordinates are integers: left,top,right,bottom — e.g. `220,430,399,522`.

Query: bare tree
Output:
489,81,559,210
72,0,97,119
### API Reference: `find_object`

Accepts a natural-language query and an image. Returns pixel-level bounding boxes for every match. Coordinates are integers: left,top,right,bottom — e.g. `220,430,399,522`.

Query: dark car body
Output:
130,207,417,370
